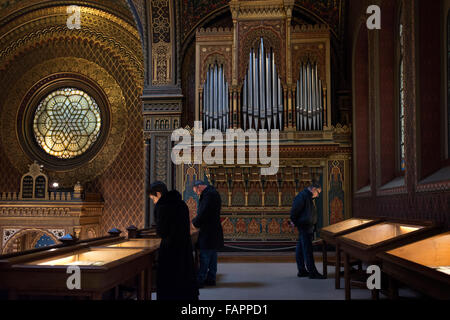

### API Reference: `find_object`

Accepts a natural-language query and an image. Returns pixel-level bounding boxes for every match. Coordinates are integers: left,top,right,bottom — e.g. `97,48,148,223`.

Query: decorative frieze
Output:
0,207,72,217
149,0,173,85
143,102,181,113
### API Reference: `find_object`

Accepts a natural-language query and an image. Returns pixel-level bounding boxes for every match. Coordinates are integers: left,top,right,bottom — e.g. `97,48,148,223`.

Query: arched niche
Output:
19,161,49,200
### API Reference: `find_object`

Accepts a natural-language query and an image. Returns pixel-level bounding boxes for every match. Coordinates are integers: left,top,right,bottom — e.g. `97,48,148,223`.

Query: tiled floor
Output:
152,253,422,300
196,262,372,300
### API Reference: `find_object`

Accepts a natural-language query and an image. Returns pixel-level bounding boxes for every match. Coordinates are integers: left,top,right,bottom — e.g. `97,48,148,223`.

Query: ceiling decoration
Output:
0,1,146,235
0,0,134,25
0,7,143,74
0,4,143,186
1,57,128,185
181,0,230,42
180,0,345,43
295,0,343,37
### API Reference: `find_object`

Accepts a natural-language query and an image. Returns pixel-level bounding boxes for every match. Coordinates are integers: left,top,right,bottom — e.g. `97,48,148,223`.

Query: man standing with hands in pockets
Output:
192,180,224,288
290,181,326,279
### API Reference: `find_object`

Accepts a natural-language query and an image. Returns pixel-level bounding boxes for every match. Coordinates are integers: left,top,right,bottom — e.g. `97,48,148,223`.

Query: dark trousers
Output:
296,228,317,273
198,249,218,282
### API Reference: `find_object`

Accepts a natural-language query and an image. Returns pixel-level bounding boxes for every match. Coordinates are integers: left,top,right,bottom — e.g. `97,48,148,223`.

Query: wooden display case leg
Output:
145,265,153,300
322,240,328,278
371,289,379,300
344,252,351,300
136,271,145,300
335,244,341,289
143,268,148,300
388,276,399,300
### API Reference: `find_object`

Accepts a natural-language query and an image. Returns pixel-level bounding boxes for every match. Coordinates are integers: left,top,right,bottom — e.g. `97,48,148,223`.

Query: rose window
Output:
33,88,102,159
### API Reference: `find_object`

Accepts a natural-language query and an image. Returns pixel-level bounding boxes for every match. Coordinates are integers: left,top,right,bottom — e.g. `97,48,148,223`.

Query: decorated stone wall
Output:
0,1,145,235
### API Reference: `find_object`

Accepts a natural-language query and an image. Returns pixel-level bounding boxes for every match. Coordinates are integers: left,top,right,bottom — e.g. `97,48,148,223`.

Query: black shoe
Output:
309,271,326,279
205,279,216,286
197,281,205,288
297,270,309,278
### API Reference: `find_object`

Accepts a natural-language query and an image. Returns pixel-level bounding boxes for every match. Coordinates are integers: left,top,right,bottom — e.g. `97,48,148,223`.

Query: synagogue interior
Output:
0,0,449,301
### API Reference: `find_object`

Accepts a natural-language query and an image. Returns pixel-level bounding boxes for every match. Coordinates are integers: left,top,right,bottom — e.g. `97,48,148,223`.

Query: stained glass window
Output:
399,22,406,172
33,88,102,159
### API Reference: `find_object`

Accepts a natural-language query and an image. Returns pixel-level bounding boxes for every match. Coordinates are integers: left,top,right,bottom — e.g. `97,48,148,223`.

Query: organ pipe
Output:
259,39,266,130
295,62,324,131
254,48,259,130
202,63,230,132
208,66,213,130
272,58,278,130
266,50,273,130
202,46,324,133
243,67,248,131
242,38,284,131
248,50,253,131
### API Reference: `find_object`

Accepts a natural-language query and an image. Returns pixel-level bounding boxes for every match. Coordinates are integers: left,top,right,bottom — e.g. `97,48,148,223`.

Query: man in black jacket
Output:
290,182,326,279
192,180,224,288
149,181,199,300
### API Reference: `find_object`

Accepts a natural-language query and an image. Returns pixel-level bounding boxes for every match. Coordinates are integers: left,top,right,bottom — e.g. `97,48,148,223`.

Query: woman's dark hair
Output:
310,181,321,189
149,181,168,197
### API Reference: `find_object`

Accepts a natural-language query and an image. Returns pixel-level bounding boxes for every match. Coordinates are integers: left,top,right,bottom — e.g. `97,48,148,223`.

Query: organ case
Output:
186,0,351,249
195,24,332,132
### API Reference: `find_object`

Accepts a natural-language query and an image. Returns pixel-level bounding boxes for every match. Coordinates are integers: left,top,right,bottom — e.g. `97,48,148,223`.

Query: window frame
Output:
18,75,111,172
33,87,102,160
396,4,406,175
446,9,450,160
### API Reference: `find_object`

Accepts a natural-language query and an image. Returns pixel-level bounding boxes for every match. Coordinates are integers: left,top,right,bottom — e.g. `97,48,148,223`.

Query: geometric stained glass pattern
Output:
33,88,102,159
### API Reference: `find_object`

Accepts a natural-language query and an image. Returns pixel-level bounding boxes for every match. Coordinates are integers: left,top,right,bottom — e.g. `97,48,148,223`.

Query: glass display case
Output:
106,239,161,249
377,232,450,299
336,220,438,300
341,222,423,246
27,248,143,267
0,245,156,300
320,217,382,289
322,218,375,235
386,232,450,271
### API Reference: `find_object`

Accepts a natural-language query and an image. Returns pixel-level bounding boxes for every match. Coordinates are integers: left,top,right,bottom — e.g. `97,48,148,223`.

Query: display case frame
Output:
0,234,124,267
103,238,162,249
0,238,156,300
376,231,450,300
320,217,384,288
126,225,199,268
336,219,440,300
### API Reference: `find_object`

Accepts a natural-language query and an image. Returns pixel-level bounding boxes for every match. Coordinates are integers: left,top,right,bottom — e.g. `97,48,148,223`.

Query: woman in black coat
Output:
149,181,199,300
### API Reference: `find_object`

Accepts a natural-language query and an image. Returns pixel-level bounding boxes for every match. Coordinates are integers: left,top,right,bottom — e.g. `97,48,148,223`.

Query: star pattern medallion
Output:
33,88,102,159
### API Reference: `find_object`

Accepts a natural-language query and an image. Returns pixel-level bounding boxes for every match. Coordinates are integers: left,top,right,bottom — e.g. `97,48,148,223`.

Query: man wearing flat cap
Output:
192,180,224,288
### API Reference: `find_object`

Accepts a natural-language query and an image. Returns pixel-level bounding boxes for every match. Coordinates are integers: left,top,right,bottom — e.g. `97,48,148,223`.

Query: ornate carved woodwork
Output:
0,166,103,254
